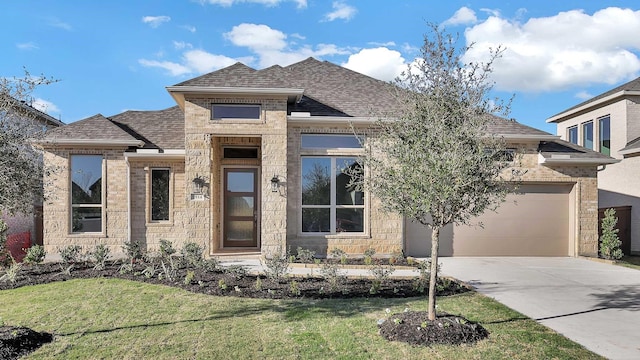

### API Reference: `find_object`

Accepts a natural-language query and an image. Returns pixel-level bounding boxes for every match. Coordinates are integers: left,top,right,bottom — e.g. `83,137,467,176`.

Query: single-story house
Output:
40,58,615,257
548,76,640,255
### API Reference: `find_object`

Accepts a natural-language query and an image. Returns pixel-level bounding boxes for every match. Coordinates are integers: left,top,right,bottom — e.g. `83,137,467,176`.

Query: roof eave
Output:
37,139,145,147
538,153,620,166
499,134,560,141
288,115,374,125
166,86,305,109
547,90,640,123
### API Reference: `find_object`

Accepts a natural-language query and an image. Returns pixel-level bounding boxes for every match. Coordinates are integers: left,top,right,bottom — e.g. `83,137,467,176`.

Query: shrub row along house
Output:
549,77,640,256
39,58,615,258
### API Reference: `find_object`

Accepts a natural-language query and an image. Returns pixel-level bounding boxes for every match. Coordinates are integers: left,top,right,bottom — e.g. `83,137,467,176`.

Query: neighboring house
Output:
1,96,64,245
40,58,614,258
548,77,640,255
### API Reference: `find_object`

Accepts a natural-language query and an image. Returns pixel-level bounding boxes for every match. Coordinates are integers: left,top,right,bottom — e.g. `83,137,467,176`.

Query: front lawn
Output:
0,278,602,359
618,256,640,270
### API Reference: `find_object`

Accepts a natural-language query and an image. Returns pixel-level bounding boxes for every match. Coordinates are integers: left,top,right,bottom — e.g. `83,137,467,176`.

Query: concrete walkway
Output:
438,257,640,360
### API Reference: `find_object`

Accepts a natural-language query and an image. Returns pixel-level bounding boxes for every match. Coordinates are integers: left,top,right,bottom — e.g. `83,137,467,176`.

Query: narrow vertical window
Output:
151,169,170,221
582,121,593,149
599,116,611,155
567,126,578,145
70,155,103,233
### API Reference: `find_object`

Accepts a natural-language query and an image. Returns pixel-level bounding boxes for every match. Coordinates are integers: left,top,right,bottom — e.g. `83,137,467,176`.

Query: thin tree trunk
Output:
428,226,440,320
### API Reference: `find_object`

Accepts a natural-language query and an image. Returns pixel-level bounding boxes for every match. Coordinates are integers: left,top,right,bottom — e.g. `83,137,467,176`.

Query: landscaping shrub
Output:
181,242,203,268
296,247,316,263
90,244,111,270
600,208,623,260
23,245,46,265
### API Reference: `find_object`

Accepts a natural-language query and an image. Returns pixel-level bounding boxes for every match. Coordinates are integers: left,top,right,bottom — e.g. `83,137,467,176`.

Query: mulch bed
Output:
379,311,489,346
0,259,482,356
0,326,53,360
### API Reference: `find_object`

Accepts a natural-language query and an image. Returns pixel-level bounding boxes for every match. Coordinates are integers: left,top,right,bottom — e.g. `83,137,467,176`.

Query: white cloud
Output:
342,47,406,81
138,59,191,76
16,42,38,50
32,98,60,115
199,0,307,8
462,7,640,92
47,18,72,31
443,7,477,26
224,23,288,52
369,41,396,47
575,91,594,100
182,50,238,73
142,16,171,28
173,41,193,50
323,1,357,22
140,23,350,76
181,25,197,33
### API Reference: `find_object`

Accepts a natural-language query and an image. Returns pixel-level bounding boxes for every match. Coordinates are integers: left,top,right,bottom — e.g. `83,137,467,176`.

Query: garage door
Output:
404,184,573,257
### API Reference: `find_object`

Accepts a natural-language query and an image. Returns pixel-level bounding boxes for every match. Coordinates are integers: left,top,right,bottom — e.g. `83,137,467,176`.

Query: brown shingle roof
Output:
109,106,184,149
45,114,140,143
550,76,640,119
487,115,552,137
172,57,399,117
44,107,183,150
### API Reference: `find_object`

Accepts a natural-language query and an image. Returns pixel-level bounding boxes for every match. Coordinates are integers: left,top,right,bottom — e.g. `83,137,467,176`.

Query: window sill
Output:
68,232,106,237
147,221,174,227
298,233,371,239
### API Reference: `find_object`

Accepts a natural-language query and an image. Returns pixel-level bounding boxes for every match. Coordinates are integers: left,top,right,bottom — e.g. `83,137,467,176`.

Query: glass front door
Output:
223,168,258,247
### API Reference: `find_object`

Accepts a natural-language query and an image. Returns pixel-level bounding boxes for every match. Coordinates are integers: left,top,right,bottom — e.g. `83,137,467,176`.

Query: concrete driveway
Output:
439,257,640,360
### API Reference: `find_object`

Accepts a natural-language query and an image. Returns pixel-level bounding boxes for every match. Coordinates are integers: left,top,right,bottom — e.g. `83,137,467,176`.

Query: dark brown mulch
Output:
0,260,476,355
0,261,468,299
0,326,53,360
379,311,489,346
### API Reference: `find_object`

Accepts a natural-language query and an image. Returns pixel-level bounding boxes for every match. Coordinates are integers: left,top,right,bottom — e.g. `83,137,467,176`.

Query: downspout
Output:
126,156,131,243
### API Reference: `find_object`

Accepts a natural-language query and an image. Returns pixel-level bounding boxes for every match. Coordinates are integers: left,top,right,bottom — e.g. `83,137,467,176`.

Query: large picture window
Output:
599,116,610,155
70,155,103,233
151,169,170,221
301,157,364,233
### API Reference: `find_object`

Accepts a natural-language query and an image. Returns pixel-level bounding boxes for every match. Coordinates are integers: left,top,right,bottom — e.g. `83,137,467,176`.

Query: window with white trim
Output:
301,157,364,233
70,155,103,233
150,168,170,221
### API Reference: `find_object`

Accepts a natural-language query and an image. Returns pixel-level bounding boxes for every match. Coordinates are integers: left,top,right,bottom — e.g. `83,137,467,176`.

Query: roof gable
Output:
45,114,140,144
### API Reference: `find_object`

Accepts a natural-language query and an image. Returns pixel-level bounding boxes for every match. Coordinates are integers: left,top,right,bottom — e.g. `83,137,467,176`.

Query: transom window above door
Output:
212,104,261,120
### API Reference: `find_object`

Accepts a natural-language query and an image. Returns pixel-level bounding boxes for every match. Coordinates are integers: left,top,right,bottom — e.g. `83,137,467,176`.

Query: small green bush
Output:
600,208,623,260
159,239,176,258
90,244,111,270
24,245,47,265
296,247,316,263
181,242,203,268
59,245,82,264
122,240,144,264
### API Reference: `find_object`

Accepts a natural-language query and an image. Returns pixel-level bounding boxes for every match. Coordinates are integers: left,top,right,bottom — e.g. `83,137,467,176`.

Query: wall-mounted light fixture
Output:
192,175,206,194
270,175,280,192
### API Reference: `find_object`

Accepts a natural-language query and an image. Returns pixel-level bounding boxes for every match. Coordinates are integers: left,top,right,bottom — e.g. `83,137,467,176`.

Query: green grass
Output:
0,278,602,359
618,256,640,270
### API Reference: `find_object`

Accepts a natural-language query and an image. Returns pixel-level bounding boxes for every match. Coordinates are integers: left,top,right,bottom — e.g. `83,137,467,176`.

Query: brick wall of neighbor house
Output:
509,141,600,256
183,96,288,256
42,147,129,255
128,160,187,252
286,125,404,256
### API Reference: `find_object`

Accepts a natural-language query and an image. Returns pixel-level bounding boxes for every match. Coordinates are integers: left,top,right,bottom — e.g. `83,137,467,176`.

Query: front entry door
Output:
223,168,258,247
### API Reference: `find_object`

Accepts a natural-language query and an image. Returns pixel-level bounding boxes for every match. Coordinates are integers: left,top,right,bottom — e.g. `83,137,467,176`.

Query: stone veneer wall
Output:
183,96,288,256
286,125,404,256
509,141,599,256
128,159,187,252
42,147,129,255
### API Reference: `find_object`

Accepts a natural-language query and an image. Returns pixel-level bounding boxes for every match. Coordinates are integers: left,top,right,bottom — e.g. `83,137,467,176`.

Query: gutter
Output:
546,90,640,123
166,86,305,109
537,153,621,166
123,150,185,160
287,115,375,125
498,134,560,141
37,139,145,147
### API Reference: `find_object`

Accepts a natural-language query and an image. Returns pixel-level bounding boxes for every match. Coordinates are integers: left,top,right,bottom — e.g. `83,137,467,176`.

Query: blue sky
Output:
4,0,640,134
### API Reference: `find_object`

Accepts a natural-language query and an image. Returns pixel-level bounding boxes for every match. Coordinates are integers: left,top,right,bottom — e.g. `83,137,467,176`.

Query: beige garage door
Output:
404,184,573,257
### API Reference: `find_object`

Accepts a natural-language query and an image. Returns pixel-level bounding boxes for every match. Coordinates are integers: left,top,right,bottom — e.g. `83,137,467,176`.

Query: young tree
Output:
355,25,515,320
0,71,57,258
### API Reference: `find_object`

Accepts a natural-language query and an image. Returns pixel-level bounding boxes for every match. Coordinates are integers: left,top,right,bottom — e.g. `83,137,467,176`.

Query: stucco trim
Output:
547,90,640,123
167,86,304,109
